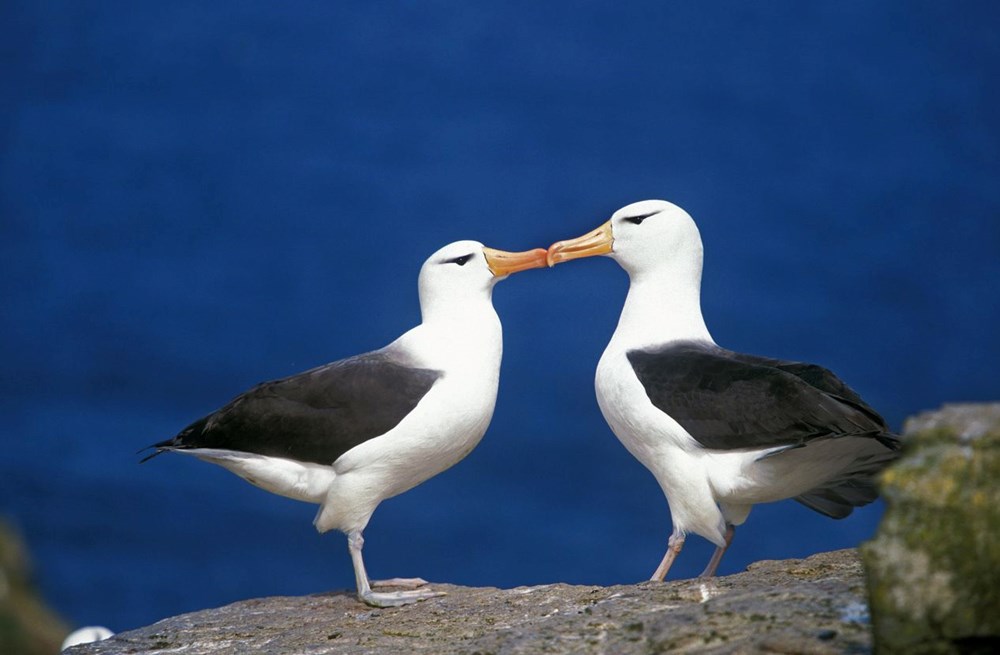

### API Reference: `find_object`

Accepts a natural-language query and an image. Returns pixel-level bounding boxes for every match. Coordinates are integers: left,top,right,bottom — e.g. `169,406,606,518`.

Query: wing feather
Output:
626,341,895,451
148,352,441,465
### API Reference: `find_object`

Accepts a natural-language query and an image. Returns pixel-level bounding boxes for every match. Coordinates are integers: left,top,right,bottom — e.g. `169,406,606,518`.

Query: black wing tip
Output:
137,437,183,463
138,448,165,464
879,432,903,451
139,416,211,463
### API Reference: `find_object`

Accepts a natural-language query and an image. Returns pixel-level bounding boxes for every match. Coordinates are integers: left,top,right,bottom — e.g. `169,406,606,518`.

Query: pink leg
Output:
699,524,735,578
651,530,685,582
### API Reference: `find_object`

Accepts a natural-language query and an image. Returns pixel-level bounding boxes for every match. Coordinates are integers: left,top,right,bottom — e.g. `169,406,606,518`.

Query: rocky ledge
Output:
71,548,869,655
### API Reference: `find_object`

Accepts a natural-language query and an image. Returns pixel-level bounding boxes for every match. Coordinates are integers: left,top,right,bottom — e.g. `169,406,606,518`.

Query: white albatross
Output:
143,241,547,607
547,200,900,580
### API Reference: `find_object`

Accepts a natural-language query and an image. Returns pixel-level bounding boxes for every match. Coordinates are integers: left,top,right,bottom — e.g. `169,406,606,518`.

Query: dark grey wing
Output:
730,352,894,443
626,341,895,451
147,352,441,465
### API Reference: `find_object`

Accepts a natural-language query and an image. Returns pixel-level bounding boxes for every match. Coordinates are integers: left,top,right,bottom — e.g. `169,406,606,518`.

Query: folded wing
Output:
148,352,442,465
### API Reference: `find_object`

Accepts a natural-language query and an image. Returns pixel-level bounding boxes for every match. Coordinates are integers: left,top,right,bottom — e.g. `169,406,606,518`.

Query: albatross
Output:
143,240,547,607
547,200,900,580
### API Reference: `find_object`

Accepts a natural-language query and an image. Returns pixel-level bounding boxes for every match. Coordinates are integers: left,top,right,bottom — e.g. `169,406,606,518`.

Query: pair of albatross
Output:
144,200,899,607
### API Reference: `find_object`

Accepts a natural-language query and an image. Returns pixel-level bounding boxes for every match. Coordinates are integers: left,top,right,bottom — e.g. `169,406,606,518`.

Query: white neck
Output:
390,291,503,372
610,260,713,350
420,284,496,326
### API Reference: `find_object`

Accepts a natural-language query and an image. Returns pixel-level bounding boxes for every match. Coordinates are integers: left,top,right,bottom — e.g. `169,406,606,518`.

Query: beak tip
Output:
531,248,550,270
543,221,613,266
545,242,563,267
484,247,551,276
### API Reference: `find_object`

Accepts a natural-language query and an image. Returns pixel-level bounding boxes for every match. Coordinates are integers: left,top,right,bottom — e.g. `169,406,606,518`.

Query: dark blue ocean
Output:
3,0,999,634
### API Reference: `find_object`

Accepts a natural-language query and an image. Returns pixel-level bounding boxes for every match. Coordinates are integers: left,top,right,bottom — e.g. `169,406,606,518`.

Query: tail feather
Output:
795,493,855,519
795,477,880,518
795,441,899,519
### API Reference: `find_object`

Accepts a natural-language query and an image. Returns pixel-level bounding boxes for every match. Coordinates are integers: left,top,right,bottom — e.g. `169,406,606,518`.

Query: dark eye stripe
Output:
444,254,474,266
624,211,659,225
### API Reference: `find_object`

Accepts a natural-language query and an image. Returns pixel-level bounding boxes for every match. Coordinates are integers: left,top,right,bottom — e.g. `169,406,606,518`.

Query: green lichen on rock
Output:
862,404,1000,654
0,518,70,655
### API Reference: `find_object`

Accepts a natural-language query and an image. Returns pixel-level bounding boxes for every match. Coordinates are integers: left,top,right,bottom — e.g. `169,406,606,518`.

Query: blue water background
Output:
2,0,999,632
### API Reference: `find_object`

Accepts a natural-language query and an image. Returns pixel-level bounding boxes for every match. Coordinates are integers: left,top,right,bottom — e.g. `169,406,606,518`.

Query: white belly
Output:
314,367,499,534
184,449,337,503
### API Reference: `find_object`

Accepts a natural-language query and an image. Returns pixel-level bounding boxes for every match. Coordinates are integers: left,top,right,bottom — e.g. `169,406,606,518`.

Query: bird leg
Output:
650,530,685,581
699,524,735,578
347,530,446,607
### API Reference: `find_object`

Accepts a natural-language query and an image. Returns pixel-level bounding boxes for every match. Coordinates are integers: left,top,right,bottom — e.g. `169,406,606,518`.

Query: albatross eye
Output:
624,211,658,225
444,254,474,266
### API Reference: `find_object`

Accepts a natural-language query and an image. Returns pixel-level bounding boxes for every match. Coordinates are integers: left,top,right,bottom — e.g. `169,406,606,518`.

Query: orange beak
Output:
546,220,613,267
483,247,549,277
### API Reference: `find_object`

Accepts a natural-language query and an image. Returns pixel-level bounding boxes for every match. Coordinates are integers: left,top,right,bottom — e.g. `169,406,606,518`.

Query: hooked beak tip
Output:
544,220,614,266
483,247,549,277
545,247,561,268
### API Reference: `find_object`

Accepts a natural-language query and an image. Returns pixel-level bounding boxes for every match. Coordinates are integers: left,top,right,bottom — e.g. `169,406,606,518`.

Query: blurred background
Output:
2,0,999,637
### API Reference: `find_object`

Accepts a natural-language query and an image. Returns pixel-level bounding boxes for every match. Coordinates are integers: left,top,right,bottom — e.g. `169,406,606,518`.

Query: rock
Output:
69,549,870,655
0,518,71,655
900,403,1000,441
862,403,1000,654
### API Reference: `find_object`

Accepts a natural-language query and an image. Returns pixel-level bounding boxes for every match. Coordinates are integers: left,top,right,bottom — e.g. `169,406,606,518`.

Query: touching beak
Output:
546,220,613,266
483,247,549,277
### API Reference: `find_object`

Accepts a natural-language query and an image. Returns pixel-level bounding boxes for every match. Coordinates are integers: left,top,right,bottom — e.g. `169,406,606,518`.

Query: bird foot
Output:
697,564,719,579
359,587,446,608
371,577,430,589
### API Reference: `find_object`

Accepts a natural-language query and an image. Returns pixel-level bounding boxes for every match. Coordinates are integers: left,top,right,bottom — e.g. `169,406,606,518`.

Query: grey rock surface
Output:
862,402,1000,654
71,549,870,655
901,402,1000,441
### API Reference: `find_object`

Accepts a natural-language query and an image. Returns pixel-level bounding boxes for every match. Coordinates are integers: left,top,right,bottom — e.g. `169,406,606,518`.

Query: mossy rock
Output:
862,404,1000,654
1,519,70,655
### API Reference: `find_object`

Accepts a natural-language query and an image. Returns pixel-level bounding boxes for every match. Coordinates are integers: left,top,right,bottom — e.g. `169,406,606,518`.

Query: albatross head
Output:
417,240,548,319
547,200,711,343
546,200,703,278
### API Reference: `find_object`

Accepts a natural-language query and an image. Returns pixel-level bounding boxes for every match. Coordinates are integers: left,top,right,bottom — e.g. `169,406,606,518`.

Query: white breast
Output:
597,345,691,459
595,344,730,544
331,362,499,494
314,309,503,534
